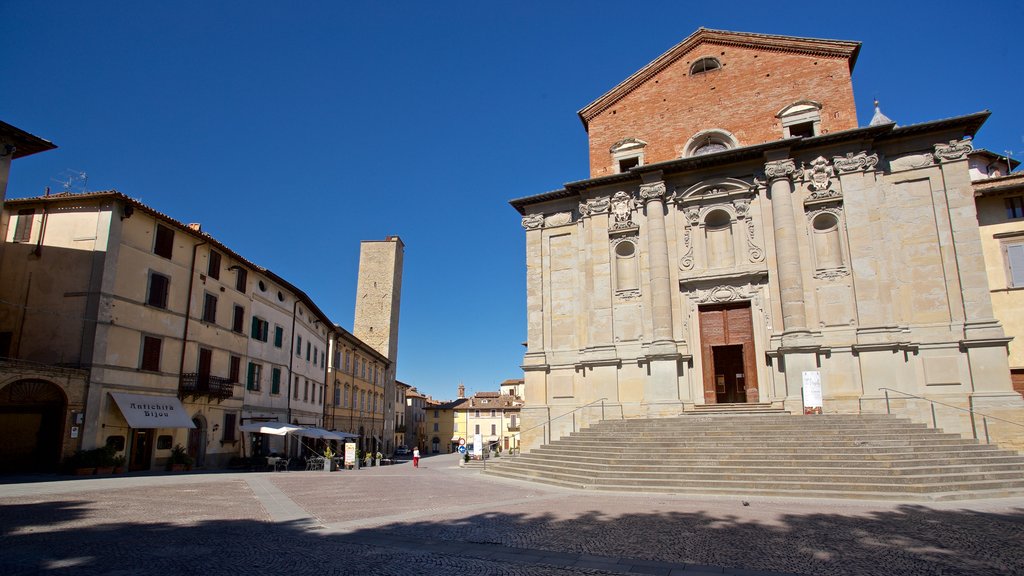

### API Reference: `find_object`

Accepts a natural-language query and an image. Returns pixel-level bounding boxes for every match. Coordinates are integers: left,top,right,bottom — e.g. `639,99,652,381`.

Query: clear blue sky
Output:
3,2,1020,400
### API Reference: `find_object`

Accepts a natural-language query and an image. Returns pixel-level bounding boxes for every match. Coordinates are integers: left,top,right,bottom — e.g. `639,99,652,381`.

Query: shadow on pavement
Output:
1,498,1022,575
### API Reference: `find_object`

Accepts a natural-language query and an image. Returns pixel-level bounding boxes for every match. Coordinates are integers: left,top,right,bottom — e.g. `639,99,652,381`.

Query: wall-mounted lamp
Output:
212,424,220,432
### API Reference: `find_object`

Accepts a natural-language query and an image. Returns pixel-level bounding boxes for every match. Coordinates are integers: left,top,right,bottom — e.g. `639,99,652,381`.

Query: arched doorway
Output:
187,415,207,468
0,379,67,473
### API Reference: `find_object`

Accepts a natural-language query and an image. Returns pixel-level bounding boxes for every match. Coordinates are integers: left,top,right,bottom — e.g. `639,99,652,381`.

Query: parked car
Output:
395,446,410,456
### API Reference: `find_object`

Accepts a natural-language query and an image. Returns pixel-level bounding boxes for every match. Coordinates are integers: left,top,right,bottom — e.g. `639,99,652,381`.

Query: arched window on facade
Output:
689,57,721,75
704,209,735,268
683,129,739,157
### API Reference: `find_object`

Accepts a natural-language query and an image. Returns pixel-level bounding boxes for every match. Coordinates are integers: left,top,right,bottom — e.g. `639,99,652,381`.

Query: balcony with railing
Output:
180,373,236,401
507,423,520,432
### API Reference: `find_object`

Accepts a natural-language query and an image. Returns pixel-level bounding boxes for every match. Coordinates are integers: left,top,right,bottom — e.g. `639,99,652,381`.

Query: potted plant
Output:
112,454,126,474
94,446,117,474
167,444,194,471
323,446,335,472
65,449,96,476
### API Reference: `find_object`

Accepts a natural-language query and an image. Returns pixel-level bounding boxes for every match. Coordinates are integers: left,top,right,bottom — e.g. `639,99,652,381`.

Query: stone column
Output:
640,179,675,353
520,213,549,450
765,158,808,336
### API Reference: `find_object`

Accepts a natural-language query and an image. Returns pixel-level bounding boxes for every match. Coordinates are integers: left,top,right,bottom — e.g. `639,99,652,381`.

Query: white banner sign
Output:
473,433,483,457
802,371,823,414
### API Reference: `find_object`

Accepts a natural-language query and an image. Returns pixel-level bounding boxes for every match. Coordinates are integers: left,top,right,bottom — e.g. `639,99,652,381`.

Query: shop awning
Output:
239,422,302,435
110,392,195,429
295,427,359,440
450,435,462,442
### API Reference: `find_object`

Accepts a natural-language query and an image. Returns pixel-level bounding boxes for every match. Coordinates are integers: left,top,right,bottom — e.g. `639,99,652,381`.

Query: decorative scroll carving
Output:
934,139,974,162
814,268,850,281
807,188,843,202
610,191,636,229
695,284,758,304
806,205,843,220
764,159,797,182
679,207,700,270
579,196,610,218
544,212,573,227
732,198,751,218
833,151,879,173
805,156,834,191
745,218,764,263
639,182,667,202
521,214,544,230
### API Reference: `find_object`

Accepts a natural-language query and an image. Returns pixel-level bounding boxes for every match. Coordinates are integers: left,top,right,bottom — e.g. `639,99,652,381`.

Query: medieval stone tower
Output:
354,236,404,451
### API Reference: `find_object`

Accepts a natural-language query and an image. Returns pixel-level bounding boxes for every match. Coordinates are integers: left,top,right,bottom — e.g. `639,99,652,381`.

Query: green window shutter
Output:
272,368,281,394
274,326,283,347
247,362,257,391
251,317,260,339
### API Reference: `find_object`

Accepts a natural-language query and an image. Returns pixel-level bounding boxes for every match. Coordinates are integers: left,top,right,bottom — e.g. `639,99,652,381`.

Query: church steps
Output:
505,450,1024,469
498,455,1024,476
483,414,1024,500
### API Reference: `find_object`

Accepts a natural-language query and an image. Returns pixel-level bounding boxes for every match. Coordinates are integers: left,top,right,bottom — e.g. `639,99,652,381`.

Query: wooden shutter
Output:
1007,243,1024,288
141,336,161,371
247,362,257,390
13,209,34,243
208,251,221,280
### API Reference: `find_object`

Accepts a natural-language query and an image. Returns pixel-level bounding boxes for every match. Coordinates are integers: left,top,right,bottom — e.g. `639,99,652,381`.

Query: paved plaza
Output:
1,453,1023,575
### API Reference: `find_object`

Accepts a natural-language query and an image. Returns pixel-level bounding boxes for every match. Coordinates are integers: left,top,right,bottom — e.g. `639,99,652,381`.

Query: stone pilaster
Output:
765,157,808,337
640,179,675,354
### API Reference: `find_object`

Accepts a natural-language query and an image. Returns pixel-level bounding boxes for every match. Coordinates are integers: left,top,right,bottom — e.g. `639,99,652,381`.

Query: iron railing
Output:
485,398,612,467
180,373,235,400
879,387,1024,444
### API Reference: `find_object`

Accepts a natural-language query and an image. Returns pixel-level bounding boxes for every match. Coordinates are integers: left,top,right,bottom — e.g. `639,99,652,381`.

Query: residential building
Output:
405,387,427,452
325,327,390,453
394,380,410,449
452,390,522,454
974,169,1024,395
426,397,457,454
511,28,1024,452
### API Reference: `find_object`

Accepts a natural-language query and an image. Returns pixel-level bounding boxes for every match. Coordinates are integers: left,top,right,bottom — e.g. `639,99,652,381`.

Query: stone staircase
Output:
483,412,1024,501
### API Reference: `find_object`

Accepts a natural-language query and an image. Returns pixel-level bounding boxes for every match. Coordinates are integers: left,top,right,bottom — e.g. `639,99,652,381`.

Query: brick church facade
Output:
511,29,1024,451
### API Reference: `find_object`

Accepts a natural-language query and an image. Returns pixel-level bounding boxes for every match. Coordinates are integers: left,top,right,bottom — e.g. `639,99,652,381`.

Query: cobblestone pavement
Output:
1,453,1023,575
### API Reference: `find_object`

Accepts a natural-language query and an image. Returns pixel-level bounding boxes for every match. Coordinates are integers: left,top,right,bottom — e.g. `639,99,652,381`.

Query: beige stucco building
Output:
511,29,1024,452
974,167,1024,395
0,190,341,470
325,326,390,453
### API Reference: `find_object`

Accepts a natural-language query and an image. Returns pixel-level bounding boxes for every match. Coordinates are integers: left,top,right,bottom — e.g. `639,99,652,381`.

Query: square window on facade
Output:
157,435,173,450
13,209,34,243
202,293,218,324
1006,197,1024,220
147,273,170,309
235,268,247,292
154,224,174,259
618,156,640,172
208,250,221,280
141,336,161,371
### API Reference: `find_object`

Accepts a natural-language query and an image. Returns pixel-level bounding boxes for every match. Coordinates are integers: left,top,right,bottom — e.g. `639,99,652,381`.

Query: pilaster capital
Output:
579,196,610,218
833,151,879,173
639,181,667,203
521,214,544,230
934,138,974,163
764,159,797,182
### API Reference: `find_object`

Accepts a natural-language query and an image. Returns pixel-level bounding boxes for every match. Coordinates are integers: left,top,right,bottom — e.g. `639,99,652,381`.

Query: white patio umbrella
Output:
239,422,303,435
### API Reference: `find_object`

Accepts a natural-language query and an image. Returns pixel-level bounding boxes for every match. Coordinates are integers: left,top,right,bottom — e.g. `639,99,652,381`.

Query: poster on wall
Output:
802,371,823,415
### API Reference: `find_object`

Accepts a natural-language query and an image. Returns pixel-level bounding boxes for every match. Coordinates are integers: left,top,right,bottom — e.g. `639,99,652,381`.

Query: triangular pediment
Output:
577,28,860,130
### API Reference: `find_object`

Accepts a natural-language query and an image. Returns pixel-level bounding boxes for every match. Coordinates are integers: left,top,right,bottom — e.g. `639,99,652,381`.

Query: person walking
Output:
412,447,420,468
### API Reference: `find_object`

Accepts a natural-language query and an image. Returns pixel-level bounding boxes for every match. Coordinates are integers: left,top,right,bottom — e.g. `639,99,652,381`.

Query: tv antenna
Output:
52,169,88,193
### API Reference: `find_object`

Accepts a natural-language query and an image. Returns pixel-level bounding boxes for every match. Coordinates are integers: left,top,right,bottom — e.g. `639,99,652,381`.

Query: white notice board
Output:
802,371,823,415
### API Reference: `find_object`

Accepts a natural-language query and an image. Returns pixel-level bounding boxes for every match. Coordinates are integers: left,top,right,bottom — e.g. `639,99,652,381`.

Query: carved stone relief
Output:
805,156,834,192
889,153,935,172
833,151,879,173
814,268,851,281
679,207,700,270
934,138,974,162
692,284,760,305
731,199,764,264
610,191,636,230
579,196,610,218
544,212,573,227
521,214,544,230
